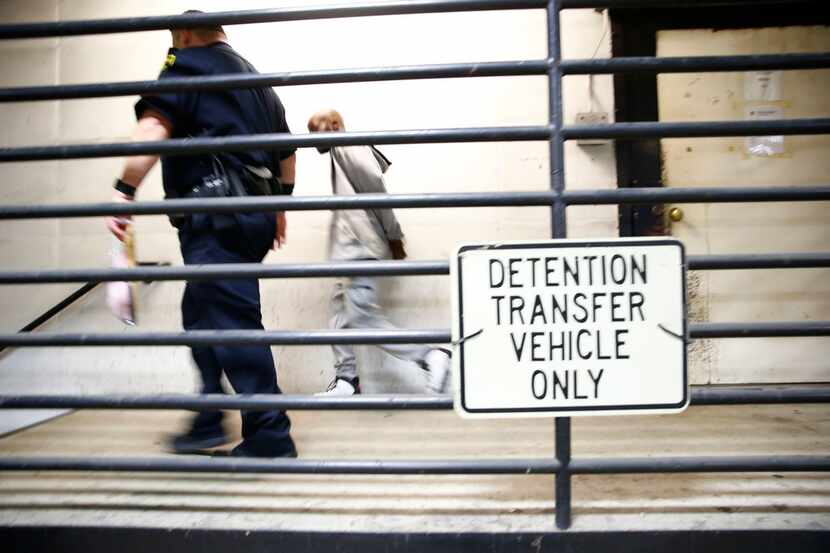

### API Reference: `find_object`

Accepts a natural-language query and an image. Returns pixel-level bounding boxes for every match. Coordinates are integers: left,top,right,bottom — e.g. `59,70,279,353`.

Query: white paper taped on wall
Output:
745,105,785,157
744,70,782,102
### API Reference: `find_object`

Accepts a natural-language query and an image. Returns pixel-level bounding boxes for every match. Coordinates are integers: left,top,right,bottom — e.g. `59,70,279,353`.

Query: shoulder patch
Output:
162,54,176,70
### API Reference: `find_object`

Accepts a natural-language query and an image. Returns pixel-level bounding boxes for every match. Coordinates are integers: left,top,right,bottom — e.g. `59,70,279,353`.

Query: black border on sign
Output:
456,239,688,415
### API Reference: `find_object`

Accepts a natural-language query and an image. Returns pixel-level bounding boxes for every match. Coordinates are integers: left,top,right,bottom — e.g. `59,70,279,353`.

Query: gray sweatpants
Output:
330,276,431,380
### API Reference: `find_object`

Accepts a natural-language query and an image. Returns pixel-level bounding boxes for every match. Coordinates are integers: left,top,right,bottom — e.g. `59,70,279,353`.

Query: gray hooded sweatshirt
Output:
328,145,403,261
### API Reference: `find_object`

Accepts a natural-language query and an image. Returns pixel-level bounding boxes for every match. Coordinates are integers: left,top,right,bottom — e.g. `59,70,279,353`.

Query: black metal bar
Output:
0,321,825,348
561,52,830,74
0,457,561,475
687,252,830,270
0,1,548,39
570,455,830,474
691,321,830,338
560,0,813,7
554,417,571,531
2,53,826,105
564,186,830,205
0,260,449,285
0,329,450,348
3,53,825,104
3,385,828,411
690,385,830,406
562,118,830,140
3,186,828,222
547,0,571,532
0,192,556,220
4,253,826,286
0,60,551,103
0,126,551,163
1,119,828,164
0,454,826,475
4,53,828,104
0,394,453,411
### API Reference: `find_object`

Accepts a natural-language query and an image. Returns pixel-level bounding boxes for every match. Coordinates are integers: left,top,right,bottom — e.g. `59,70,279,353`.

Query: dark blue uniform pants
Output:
179,213,294,456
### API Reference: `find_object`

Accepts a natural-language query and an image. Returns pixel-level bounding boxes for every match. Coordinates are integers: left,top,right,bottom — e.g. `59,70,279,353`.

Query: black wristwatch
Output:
113,178,136,198
270,180,294,196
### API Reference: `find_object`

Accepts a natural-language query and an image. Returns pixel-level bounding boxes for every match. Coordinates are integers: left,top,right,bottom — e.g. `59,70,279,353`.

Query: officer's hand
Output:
273,211,287,249
389,239,407,260
107,192,134,242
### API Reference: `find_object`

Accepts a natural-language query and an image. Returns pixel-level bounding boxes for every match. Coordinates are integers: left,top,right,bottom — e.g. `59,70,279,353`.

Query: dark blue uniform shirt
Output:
135,42,294,199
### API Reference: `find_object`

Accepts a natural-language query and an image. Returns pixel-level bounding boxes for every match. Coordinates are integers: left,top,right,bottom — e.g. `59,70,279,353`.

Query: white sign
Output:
451,238,688,418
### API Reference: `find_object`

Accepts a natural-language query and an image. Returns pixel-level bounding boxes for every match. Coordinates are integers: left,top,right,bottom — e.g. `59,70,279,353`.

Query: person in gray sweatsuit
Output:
308,109,450,396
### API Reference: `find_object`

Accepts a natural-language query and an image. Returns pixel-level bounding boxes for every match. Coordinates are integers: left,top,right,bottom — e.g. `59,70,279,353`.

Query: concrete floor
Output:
0,404,828,532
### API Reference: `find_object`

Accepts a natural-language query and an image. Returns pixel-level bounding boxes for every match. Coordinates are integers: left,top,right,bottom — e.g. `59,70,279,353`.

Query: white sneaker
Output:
316,377,360,396
424,349,452,394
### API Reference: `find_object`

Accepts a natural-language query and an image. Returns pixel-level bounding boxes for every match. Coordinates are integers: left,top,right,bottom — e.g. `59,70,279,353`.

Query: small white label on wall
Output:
744,70,782,102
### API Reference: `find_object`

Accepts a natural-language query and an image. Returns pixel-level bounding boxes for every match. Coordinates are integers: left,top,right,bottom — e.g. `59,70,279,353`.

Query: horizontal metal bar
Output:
0,60,551,103
0,260,449,284
0,455,825,475
2,252,829,285
2,119,827,163
2,186,829,221
691,321,830,338
0,192,551,220
570,455,830,475
0,322,826,348
561,53,830,75
559,0,811,7
0,126,550,163
0,329,450,348
687,252,830,270
4,52,826,103
690,385,830,406
562,118,830,140
0,457,560,475
564,186,830,205
0,1,548,39
1,386,827,411
0,394,453,411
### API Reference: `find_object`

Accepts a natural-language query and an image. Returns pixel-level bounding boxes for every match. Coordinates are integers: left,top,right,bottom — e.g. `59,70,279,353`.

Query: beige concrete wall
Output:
0,2,617,394
657,26,830,384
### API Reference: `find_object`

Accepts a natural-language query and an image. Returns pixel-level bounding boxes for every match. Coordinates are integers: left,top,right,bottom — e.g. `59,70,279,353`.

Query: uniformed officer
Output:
107,11,297,458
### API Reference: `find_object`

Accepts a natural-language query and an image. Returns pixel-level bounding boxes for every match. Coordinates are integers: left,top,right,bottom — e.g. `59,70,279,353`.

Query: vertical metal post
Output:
547,0,572,531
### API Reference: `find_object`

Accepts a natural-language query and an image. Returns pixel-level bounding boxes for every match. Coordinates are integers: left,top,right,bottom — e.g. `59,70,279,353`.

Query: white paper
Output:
744,70,782,102
106,232,137,325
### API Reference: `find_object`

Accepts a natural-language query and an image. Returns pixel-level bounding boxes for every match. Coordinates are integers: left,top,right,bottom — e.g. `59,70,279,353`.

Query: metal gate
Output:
0,0,829,533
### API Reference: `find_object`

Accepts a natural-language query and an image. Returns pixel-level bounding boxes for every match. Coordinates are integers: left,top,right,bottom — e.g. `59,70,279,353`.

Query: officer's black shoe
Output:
168,429,231,455
230,440,298,458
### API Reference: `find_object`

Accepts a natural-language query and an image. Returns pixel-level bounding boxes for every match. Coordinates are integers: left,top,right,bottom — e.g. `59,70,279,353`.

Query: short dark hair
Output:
179,9,225,35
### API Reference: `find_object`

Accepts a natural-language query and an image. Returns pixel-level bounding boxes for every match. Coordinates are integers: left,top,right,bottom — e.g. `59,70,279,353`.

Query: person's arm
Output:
279,153,296,185
271,153,296,249
107,110,172,241
333,147,405,258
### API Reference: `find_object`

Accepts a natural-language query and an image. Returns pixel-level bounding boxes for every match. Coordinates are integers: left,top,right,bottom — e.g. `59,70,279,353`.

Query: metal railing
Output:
0,0,828,532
